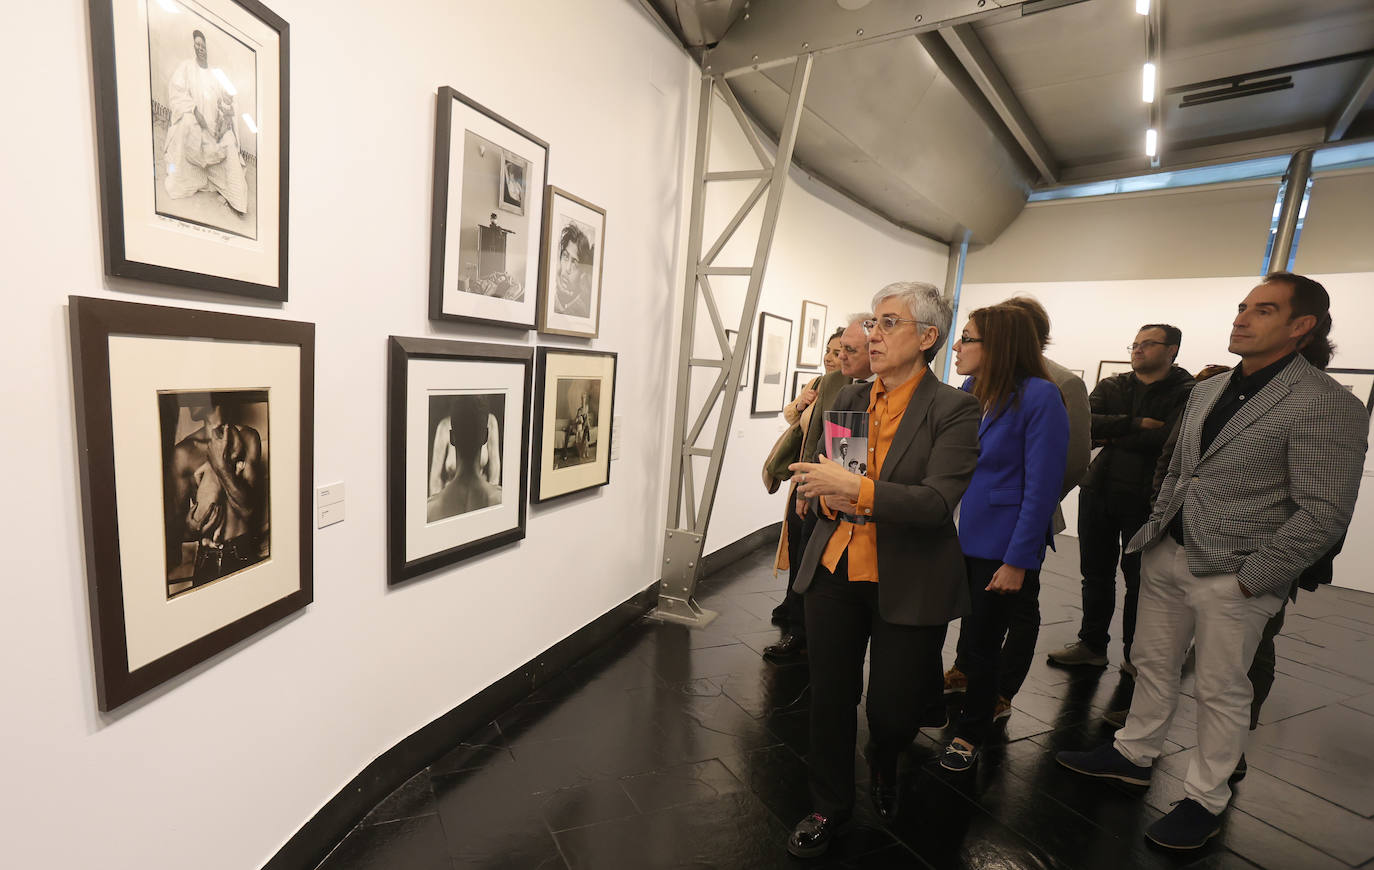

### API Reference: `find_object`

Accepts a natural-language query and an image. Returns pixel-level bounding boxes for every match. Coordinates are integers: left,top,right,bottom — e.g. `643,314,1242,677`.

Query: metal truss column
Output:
652,56,813,628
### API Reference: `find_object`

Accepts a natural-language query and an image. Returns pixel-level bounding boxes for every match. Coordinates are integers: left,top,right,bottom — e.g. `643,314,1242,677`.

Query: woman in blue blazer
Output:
941,303,1069,771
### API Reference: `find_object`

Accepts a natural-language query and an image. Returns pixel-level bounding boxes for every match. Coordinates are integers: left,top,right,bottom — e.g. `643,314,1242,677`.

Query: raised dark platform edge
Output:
263,522,781,870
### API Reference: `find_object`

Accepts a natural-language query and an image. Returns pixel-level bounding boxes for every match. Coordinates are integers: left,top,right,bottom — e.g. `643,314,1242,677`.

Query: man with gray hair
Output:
785,280,977,856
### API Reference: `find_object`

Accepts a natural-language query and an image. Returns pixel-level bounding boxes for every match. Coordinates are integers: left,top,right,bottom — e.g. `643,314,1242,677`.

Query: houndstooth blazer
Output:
1126,355,1368,598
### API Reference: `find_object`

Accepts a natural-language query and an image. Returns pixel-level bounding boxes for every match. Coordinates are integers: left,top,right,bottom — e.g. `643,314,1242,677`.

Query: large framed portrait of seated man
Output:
68,296,313,711
537,186,607,338
89,0,289,301
531,349,618,503
429,86,550,329
388,337,533,585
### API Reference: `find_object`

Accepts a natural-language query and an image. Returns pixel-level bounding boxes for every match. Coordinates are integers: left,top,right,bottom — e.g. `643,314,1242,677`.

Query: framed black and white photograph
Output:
793,370,821,401
752,312,793,415
532,349,617,503
1068,368,1085,381
1096,360,1133,386
68,296,313,711
499,151,528,216
537,186,606,338
726,329,749,391
429,86,549,329
89,0,289,301
796,299,828,368
388,337,532,585
1328,368,1374,414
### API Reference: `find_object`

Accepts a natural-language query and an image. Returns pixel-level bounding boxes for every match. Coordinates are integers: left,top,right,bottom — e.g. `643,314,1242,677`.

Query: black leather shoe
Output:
770,604,789,627
869,769,901,822
763,633,807,663
787,812,845,858
1229,754,1247,783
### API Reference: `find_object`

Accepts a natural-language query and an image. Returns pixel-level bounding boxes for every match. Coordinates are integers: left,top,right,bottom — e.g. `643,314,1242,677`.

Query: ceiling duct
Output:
639,0,749,50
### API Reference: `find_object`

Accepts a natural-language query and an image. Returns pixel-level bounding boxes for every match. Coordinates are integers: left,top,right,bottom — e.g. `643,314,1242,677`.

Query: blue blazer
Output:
958,376,1069,570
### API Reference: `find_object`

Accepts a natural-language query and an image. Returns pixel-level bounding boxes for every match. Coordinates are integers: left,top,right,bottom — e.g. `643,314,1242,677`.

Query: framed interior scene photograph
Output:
532,349,618,503
752,311,793,415
1096,360,1133,385
726,329,749,391
795,299,828,368
429,86,550,329
537,186,607,338
1328,368,1374,414
68,295,313,711
387,337,532,585
89,0,289,301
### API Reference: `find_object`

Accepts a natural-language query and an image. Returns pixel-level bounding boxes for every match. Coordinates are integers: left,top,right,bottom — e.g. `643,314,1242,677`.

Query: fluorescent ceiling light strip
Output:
1145,128,1158,157
1136,0,1150,15
1142,63,1156,102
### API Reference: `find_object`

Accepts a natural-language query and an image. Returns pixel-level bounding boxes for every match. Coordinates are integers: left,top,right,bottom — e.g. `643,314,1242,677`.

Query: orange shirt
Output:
820,369,925,582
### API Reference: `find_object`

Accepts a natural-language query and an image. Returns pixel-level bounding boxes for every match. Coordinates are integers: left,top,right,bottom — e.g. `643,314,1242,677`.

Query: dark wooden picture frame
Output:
89,0,290,301
69,296,314,710
387,337,533,584
795,299,828,368
1328,368,1374,415
1096,360,1133,386
752,311,793,415
536,185,607,338
531,348,618,504
429,86,550,329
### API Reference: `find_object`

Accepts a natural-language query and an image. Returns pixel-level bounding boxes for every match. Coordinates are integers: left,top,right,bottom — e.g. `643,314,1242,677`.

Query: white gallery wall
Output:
955,174,1374,593
691,94,951,556
0,1,955,867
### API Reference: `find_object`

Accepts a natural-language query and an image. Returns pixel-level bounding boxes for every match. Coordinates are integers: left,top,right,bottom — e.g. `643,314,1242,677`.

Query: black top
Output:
1170,352,1298,546
1080,365,1195,504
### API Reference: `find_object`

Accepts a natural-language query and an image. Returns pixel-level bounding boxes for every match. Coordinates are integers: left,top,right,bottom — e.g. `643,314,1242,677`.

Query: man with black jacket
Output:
1048,325,1194,672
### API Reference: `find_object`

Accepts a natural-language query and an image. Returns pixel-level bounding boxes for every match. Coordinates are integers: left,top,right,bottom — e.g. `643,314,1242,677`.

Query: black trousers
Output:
955,557,1042,748
1248,602,1287,729
952,588,1040,701
805,555,947,820
779,503,814,637
1077,487,1150,658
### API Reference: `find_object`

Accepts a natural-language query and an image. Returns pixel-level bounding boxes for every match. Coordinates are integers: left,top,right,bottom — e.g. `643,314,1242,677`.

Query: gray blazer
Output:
1045,357,1092,534
1126,355,1368,598
792,370,982,626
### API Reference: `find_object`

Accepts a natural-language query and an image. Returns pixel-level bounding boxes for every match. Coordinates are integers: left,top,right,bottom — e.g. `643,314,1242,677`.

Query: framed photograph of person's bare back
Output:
89,0,289,301
537,186,606,338
429,86,550,329
531,349,617,503
68,296,313,711
387,337,533,585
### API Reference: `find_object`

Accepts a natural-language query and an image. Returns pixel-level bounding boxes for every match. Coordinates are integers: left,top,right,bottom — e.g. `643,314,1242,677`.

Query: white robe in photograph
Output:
163,59,248,213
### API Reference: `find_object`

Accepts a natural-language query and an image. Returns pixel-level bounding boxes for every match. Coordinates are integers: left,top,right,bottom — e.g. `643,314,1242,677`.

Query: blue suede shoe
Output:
1056,742,1152,786
1146,799,1221,850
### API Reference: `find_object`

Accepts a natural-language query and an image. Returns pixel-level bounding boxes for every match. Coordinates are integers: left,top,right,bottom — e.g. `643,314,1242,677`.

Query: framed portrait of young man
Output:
429,86,550,329
387,337,533,585
537,186,606,338
531,349,617,503
68,296,314,711
89,0,289,301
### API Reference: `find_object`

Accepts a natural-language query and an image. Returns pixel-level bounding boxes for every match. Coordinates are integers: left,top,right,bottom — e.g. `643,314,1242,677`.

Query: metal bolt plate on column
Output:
650,529,717,627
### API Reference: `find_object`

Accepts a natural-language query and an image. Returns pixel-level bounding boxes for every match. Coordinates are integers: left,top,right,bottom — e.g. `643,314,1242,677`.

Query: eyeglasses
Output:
1127,340,1167,352
863,315,933,335
958,335,983,344
840,344,864,355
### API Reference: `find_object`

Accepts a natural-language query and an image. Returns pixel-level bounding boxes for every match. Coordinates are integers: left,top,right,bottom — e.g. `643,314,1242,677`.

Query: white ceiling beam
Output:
1327,60,1374,142
939,23,1058,183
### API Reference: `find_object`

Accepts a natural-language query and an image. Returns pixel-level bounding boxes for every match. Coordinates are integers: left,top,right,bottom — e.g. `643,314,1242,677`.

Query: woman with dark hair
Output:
822,326,844,374
940,304,1069,771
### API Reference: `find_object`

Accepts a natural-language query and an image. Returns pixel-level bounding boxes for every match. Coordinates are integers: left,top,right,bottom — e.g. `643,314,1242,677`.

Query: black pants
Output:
805,555,947,820
955,557,1042,748
779,503,814,637
952,588,1040,701
1077,487,1150,658
1248,602,1287,730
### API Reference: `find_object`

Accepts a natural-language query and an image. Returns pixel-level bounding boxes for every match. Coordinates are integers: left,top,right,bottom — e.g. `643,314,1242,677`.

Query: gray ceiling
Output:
639,0,1374,246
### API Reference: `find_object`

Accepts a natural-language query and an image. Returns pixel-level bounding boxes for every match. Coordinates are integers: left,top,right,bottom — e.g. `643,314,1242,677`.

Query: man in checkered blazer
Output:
1057,273,1369,850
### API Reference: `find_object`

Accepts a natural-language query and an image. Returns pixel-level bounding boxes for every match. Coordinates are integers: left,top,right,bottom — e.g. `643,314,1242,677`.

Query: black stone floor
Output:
317,537,1374,869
